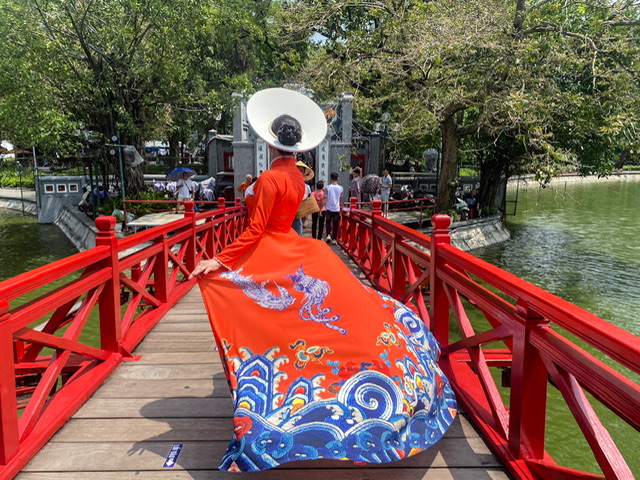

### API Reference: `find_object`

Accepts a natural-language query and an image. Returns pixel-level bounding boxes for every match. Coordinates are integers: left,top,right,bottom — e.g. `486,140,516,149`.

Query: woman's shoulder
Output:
258,169,280,182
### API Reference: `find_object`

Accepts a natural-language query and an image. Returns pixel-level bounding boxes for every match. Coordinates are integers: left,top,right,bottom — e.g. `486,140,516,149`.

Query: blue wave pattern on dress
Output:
218,288,457,472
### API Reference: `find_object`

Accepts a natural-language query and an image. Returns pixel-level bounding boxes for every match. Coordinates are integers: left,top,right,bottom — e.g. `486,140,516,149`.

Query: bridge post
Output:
508,300,549,460
217,198,227,250
392,232,405,299
371,200,383,283
153,232,170,303
95,216,122,352
429,214,451,344
230,197,242,240
204,207,216,258
184,201,196,272
347,197,357,248
0,301,19,465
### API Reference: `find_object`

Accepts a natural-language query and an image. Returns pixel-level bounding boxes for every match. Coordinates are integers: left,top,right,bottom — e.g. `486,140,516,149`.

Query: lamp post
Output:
374,112,394,171
17,161,25,216
111,130,126,205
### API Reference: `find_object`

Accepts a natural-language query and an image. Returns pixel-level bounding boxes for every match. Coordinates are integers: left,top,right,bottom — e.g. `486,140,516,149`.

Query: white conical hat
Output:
246,88,328,152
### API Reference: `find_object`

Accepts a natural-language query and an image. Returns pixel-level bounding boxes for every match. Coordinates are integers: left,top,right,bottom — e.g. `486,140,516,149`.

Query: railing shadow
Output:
127,371,232,474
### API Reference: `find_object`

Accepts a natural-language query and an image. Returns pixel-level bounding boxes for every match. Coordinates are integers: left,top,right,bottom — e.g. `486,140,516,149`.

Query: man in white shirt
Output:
175,172,195,212
324,172,343,245
380,169,392,215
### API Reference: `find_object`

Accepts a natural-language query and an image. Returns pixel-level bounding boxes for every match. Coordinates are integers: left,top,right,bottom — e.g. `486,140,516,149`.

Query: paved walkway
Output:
0,187,36,202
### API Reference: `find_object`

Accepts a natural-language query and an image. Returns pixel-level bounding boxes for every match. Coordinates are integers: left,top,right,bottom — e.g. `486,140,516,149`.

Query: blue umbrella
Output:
166,167,196,181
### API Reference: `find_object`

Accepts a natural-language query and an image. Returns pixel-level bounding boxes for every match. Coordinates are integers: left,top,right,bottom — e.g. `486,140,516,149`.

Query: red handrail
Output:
0,199,247,480
339,202,640,480
2,197,639,479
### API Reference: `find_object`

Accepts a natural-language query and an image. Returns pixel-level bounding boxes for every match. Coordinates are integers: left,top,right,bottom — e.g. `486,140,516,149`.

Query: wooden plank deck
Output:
15,240,510,480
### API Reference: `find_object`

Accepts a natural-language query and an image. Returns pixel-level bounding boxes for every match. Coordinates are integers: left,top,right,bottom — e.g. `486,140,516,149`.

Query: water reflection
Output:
474,178,640,336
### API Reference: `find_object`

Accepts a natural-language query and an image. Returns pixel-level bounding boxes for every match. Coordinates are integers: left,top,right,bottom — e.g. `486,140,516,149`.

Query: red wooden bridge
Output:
1,199,638,479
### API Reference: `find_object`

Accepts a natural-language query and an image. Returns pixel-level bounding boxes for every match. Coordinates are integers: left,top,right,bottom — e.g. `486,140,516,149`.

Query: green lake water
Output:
0,209,77,281
474,177,640,337
1,178,639,475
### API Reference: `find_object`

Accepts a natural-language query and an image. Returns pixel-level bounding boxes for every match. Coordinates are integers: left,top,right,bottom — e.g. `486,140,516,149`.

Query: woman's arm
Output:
189,173,277,278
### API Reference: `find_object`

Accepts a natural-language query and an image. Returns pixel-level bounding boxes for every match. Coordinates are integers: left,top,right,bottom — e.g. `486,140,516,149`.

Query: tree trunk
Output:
614,149,631,170
479,159,504,210
436,115,461,212
125,165,146,196
169,138,181,171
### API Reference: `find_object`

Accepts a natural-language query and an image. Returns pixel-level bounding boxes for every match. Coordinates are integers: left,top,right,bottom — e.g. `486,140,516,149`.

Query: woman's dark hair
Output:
316,181,324,189
271,115,302,147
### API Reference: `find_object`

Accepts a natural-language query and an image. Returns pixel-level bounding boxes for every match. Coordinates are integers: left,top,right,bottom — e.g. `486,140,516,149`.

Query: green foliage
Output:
459,168,479,177
124,190,175,216
2,0,638,213
288,0,640,209
97,197,123,216
0,167,36,189
481,206,500,217
0,0,306,174
144,164,171,175
440,209,461,222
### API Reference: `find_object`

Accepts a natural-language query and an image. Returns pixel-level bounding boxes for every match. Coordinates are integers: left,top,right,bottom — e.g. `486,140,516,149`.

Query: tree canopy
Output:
0,0,307,192
287,0,640,210
1,0,638,207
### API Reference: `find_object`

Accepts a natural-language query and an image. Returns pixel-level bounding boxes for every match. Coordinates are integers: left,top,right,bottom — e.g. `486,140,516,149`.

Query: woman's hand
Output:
189,258,222,279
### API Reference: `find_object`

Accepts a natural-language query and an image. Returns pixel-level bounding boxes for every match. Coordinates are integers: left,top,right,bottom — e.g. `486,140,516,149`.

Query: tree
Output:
0,0,206,191
286,0,640,212
0,0,308,193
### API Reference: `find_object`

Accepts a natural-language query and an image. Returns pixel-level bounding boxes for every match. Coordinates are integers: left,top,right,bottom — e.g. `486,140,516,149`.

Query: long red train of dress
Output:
198,156,456,472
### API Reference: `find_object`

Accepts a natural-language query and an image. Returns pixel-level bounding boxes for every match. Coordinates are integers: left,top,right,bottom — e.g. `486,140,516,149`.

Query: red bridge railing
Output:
339,199,640,480
1,197,639,479
0,199,247,480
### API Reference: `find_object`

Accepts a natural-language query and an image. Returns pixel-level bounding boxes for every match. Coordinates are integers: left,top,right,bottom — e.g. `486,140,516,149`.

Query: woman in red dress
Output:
190,88,456,472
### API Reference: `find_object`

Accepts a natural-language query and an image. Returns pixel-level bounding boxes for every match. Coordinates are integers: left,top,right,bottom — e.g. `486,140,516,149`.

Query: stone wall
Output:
448,215,511,251
0,197,37,215
508,171,640,187
36,176,86,223
54,207,96,252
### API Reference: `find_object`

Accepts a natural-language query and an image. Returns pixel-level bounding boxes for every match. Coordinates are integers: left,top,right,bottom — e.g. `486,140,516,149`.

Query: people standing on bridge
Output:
360,173,380,203
349,166,362,204
380,168,392,215
324,172,343,245
189,87,456,473
175,171,195,213
237,174,253,198
293,160,314,234
310,180,326,240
